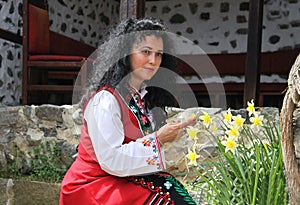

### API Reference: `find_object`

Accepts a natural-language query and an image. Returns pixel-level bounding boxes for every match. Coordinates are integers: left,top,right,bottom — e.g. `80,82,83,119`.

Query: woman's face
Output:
129,35,164,85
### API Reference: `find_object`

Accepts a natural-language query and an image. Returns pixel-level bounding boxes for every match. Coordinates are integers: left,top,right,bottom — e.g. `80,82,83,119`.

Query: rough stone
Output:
0,178,61,205
0,151,7,170
0,178,8,205
35,105,63,122
0,106,20,126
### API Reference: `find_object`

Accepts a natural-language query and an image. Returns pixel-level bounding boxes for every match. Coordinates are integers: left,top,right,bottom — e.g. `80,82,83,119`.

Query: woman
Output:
60,17,196,205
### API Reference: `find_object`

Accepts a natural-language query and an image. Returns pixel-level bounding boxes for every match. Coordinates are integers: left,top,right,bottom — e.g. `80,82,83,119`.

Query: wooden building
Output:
0,0,299,108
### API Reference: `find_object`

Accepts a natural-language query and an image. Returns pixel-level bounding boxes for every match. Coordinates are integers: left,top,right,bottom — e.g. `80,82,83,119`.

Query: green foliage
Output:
28,141,69,183
0,141,69,183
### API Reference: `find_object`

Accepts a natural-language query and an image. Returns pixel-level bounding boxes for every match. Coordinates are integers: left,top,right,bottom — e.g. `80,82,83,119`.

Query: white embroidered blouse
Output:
84,90,166,177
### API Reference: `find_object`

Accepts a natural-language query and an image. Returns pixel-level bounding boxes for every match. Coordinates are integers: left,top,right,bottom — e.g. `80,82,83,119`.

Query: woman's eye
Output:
141,50,150,54
157,52,163,57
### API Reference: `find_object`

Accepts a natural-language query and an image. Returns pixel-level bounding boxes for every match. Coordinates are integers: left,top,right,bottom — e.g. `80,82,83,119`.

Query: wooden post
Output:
119,0,145,21
22,0,29,105
243,0,264,107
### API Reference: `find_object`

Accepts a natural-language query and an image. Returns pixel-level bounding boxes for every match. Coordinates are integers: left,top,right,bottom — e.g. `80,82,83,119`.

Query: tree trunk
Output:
280,53,300,205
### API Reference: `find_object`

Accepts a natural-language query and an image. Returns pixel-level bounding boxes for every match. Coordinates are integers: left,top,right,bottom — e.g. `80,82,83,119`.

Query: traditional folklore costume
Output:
60,84,196,205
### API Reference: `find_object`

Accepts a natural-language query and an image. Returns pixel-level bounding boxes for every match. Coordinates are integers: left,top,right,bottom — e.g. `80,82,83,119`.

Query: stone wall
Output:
0,0,300,105
1,104,298,173
0,104,81,173
0,104,299,204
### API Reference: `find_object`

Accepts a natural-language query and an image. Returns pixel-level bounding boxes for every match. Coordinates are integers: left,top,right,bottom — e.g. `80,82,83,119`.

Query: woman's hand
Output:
157,117,196,144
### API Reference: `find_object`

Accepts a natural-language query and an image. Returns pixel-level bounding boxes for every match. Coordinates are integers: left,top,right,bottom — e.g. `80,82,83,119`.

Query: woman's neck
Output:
128,79,142,91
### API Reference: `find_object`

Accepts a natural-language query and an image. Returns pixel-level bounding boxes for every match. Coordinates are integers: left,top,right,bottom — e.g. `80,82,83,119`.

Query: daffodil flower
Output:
210,123,218,133
186,148,200,166
199,111,211,127
247,99,255,117
186,126,199,141
225,126,240,139
250,114,264,130
222,136,239,153
232,114,245,129
223,108,232,124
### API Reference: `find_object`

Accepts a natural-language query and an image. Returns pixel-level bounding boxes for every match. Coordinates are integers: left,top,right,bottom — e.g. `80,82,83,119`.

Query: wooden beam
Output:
0,28,22,44
120,0,145,21
243,0,264,106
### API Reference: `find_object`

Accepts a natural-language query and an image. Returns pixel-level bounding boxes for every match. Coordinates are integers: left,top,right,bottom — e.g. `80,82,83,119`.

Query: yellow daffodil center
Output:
226,140,236,149
247,99,255,116
211,124,218,133
224,113,232,122
230,129,238,136
203,115,211,123
187,128,198,140
226,128,239,138
247,105,255,113
233,115,245,128
188,152,197,161
253,117,261,125
200,111,211,127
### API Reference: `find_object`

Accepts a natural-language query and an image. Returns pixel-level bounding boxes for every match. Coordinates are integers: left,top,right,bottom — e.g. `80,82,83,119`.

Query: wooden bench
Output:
175,49,300,108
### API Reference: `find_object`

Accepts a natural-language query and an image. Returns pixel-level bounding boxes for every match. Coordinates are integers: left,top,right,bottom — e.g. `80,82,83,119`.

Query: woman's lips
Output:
144,67,155,71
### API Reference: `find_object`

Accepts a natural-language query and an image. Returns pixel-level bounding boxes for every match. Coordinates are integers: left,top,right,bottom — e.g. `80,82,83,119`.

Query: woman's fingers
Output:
180,117,197,128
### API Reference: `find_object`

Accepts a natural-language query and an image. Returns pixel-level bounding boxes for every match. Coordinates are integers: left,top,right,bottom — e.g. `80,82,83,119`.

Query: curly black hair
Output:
80,17,178,124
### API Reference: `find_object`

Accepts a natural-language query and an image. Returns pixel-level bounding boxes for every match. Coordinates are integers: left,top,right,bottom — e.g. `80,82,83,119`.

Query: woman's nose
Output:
148,53,156,64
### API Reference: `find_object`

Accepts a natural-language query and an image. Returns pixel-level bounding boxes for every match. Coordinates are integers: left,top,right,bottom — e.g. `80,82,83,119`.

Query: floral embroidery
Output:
142,139,152,147
121,83,155,135
164,181,172,190
152,146,158,153
142,137,157,149
129,105,137,113
143,137,160,167
146,155,160,168
140,115,148,125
